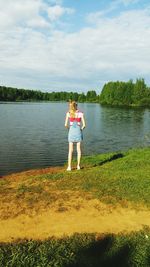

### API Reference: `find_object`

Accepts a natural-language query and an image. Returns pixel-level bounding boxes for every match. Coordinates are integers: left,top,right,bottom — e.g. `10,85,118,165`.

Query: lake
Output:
0,101,150,176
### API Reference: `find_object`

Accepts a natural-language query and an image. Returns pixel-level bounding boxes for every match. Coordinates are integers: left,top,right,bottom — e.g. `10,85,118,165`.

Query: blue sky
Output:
0,0,150,93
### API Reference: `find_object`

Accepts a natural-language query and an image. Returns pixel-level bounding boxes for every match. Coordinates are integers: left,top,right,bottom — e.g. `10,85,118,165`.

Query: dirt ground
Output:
0,197,150,243
0,168,150,243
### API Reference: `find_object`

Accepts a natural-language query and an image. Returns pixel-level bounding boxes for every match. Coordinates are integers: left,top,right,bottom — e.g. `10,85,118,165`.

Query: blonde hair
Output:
69,101,77,118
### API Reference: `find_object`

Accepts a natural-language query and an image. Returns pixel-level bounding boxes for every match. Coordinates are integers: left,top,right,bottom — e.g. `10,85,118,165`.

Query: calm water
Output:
0,101,150,176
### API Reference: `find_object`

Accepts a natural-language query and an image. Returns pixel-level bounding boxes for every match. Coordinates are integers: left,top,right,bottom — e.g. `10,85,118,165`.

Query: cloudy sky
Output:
0,0,150,93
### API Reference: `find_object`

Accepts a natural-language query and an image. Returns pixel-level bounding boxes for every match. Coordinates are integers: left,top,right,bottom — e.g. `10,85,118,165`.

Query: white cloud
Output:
0,0,75,30
27,17,50,28
0,1,150,91
0,0,46,29
86,0,141,23
47,5,75,21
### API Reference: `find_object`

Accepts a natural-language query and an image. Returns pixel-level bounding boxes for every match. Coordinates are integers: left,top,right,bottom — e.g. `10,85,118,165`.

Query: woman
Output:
65,101,86,171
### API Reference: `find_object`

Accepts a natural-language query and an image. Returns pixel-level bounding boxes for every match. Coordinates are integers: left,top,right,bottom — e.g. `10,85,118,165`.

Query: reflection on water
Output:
0,102,150,176
98,106,145,152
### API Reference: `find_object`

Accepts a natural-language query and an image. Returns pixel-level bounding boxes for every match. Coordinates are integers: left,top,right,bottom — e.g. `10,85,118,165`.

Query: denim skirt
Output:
68,121,83,143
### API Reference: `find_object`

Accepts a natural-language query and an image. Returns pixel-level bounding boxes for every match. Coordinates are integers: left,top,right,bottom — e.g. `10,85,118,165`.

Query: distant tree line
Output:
0,86,98,103
0,78,150,106
99,78,150,107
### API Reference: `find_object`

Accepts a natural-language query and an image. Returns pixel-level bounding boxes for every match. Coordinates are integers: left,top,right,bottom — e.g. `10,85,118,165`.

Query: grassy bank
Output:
1,146,149,214
0,229,150,267
0,146,150,266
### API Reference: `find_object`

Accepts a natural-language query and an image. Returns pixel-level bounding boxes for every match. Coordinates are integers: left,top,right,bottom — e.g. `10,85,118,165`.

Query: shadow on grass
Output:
0,232,149,267
93,153,124,167
67,235,132,267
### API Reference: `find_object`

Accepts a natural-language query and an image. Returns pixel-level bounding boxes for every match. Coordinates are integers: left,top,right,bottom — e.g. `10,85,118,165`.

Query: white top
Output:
67,110,83,126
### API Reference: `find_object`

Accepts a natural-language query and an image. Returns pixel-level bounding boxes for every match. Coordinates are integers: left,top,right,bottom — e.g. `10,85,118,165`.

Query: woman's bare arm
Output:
65,112,69,128
81,113,86,130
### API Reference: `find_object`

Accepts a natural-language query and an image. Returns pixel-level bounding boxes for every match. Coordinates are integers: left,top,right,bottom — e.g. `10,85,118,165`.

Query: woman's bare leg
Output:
68,142,73,169
77,142,81,168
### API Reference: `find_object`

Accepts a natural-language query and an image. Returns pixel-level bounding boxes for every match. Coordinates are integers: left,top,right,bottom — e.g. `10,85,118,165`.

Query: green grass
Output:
1,147,149,215
0,228,150,267
1,146,150,266
33,146,150,208
13,147,150,207
17,184,44,194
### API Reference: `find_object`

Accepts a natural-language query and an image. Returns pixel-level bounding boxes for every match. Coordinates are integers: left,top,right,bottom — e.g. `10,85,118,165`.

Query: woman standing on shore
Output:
65,101,86,171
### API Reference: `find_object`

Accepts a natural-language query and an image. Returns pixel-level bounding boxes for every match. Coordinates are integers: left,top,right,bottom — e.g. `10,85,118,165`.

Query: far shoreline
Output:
0,100,150,109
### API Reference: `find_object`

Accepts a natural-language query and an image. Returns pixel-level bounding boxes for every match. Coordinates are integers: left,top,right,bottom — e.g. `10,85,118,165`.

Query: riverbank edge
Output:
1,145,150,180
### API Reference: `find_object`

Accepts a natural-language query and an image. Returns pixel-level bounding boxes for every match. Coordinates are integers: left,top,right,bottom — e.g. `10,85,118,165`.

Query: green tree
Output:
99,78,149,107
78,93,86,102
86,90,97,102
132,78,147,104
